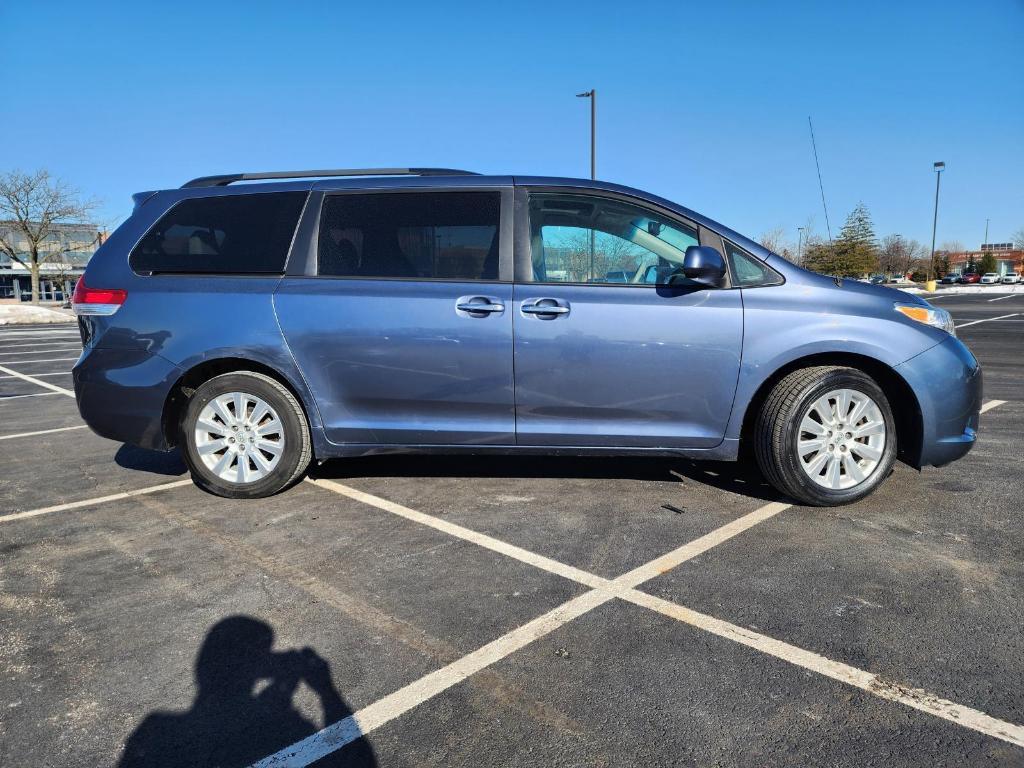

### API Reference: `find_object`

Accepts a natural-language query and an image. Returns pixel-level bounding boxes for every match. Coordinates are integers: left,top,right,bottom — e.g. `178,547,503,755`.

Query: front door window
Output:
528,193,700,286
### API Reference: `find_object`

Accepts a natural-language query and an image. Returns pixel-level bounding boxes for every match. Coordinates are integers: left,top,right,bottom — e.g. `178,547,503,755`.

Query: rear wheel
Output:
754,366,897,506
180,371,311,499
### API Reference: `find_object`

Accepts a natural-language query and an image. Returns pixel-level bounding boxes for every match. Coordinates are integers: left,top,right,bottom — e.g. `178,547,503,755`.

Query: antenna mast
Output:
808,116,833,244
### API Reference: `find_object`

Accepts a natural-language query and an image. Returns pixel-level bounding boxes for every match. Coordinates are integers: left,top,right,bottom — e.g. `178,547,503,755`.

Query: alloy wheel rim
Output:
796,388,886,490
194,392,285,484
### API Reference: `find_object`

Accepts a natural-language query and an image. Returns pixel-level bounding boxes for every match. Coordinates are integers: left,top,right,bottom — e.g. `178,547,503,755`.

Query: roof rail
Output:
181,168,480,188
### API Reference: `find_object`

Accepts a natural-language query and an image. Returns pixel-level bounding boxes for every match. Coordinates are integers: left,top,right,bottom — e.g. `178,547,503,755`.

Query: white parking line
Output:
308,478,611,589
0,371,72,379
0,425,88,441
0,479,193,525
0,364,75,396
613,501,792,587
260,478,1023,765
0,356,78,364
620,590,1024,749
0,391,62,402
0,338,79,344
988,295,1018,302
0,338,81,347
0,346,81,356
257,483,790,768
981,400,1007,414
251,590,614,768
955,313,1020,329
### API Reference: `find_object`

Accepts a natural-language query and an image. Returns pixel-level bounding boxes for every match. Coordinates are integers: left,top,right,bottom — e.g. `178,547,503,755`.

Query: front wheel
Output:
180,371,312,499
754,366,897,506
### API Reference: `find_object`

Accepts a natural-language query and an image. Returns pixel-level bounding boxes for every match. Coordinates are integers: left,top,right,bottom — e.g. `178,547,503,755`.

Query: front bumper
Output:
73,346,183,450
896,335,982,468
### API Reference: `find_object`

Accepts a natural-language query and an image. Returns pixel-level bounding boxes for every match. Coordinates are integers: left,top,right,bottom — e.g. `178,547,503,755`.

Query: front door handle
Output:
521,299,570,317
521,305,569,315
455,296,505,316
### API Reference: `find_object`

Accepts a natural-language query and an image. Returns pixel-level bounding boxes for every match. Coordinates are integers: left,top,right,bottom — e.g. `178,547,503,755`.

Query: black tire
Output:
180,371,312,499
754,366,897,506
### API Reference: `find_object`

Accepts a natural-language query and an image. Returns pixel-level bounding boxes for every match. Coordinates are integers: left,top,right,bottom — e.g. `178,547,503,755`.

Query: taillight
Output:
72,279,127,316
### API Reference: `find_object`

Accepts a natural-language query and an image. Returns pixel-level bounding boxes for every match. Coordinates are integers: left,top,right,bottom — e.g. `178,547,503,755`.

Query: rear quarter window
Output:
131,192,307,275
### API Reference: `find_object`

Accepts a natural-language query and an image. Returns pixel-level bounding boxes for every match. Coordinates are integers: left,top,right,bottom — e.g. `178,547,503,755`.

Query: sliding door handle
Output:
456,296,506,316
521,305,569,315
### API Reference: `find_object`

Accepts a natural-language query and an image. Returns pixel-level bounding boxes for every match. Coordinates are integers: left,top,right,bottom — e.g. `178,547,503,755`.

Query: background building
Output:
0,222,104,301
946,242,1023,276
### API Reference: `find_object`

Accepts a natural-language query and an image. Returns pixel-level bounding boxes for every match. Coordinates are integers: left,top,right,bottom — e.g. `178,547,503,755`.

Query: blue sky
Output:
2,0,1022,248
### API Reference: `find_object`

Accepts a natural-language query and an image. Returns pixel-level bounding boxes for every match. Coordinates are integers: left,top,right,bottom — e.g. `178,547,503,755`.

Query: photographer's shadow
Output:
119,616,376,767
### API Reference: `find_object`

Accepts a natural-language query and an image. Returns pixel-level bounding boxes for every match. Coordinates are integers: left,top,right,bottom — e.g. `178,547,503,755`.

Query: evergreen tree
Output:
978,253,997,274
803,202,880,277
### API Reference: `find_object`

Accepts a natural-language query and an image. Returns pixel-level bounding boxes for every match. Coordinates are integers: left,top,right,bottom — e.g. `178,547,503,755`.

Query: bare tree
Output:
1013,228,1024,250
782,217,819,266
758,227,786,254
0,170,99,302
879,235,926,277
46,261,77,307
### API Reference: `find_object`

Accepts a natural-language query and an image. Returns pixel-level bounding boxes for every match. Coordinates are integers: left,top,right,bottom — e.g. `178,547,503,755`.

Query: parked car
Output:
980,273,1001,284
72,168,981,507
1001,273,1020,285
939,274,959,285
959,273,981,284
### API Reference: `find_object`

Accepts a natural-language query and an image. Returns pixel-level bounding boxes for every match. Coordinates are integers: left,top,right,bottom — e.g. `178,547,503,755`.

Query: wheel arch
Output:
161,357,318,451
738,352,924,467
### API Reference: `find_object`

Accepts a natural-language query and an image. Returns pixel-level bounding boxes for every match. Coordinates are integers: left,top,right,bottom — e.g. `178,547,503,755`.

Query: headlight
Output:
894,303,956,337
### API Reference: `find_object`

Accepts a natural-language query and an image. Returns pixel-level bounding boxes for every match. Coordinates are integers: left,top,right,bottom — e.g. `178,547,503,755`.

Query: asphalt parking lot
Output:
1,293,1022,767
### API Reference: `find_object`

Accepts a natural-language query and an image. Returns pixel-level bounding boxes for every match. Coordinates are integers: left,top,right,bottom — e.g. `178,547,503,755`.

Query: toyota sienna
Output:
72,168,981,506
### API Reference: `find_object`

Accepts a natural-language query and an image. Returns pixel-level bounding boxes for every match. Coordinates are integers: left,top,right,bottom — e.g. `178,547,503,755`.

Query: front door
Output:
276,187,515,446
513,190,743,448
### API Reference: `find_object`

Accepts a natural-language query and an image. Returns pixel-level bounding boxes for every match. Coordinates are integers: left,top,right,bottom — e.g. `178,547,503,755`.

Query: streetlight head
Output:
576,91,592,98
934,161,945,170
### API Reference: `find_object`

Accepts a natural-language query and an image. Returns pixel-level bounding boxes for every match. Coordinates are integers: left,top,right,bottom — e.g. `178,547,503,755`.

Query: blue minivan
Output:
72,169,981,505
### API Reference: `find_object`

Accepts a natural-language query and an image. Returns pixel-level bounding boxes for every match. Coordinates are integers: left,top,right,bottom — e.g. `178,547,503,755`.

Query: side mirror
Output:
681,245,727,288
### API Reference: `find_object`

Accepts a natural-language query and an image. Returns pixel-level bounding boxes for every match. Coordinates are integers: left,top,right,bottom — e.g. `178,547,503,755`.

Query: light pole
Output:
576,90,597,272
576,90,596,180
929,161,945,281
984,218,990,249
797,227,805,265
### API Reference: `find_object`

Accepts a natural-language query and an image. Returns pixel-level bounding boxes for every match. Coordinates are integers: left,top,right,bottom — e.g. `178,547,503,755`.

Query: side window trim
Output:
698,226,732,290
299,186,513,282
286,190,324,277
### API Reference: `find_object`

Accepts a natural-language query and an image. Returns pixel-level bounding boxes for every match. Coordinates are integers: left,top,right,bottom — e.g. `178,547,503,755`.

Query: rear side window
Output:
318,192,500,280
131,192,307,275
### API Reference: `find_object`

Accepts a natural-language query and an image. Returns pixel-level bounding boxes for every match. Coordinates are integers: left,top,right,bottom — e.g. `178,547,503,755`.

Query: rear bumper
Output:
896,335,982,468
73,346,182,450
